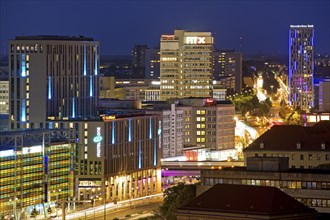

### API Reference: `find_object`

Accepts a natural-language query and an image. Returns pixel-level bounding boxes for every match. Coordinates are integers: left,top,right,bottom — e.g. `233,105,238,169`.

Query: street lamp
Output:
270,85,274,94
54,189,61,216
9,197,18,220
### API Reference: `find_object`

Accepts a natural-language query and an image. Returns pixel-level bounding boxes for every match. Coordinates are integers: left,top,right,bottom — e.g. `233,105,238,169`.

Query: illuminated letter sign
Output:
186,37,207,44
93,127,102,157
186,37,198,44
198,37,206,44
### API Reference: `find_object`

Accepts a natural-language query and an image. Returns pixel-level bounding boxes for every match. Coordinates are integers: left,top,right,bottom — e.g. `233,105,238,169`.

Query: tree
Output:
153,183,196,220
279,101,292,119
255,98,272,119
285,111,304,125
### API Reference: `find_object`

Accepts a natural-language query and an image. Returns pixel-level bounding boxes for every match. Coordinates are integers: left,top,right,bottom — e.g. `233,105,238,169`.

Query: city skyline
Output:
1,0,329,56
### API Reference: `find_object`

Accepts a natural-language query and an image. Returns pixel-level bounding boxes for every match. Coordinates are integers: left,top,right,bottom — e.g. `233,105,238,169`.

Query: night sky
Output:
1,0,329,56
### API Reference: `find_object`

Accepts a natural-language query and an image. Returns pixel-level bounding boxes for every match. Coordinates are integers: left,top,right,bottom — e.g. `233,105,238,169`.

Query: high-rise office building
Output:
132,45,148,78
9,35,100,129
160,30,214,101
145,48,160,79
289,25,314,112
214,49,242,94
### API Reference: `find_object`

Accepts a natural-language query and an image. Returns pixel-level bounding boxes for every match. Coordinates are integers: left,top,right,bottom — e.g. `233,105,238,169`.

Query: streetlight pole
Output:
103,180,106,220
54,189,61,217
9,197,18,220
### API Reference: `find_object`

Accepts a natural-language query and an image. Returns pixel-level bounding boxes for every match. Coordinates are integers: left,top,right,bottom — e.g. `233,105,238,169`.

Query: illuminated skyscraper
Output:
9,35,99,129
160,30,214,101
289,25,314,112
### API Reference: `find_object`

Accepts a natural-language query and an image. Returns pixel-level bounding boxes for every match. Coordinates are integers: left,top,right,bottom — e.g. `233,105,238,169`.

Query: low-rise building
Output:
177,183,318,220
243,121,330,169
199,157,330,213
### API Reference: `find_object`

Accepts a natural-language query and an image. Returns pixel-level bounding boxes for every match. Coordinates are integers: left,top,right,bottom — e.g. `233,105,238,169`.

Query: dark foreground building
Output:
177,184,318,220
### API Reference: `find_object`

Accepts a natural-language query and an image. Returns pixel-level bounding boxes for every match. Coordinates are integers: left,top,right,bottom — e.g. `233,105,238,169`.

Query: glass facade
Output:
289,25,314,112
0,129,75,218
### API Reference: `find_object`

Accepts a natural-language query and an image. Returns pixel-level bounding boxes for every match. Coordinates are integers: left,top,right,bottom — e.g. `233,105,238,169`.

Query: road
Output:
89,202,161,220
53,194,163,220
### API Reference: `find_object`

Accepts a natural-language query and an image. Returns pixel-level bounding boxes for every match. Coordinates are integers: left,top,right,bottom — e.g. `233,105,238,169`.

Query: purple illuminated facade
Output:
289,25,314,112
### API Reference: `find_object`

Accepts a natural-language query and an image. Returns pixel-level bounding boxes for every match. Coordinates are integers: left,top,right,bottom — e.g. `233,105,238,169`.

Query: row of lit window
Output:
204,178,330,190
297,198,330,208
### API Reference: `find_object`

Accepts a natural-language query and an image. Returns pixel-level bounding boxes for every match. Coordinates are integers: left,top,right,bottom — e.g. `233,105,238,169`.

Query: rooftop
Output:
0,128,75,149
178,184,317,216
14,35,94,41
244,121,330,152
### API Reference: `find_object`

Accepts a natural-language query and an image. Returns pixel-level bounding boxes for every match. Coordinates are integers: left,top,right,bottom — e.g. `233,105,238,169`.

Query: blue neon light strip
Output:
128,119,132,142
90,76,93,97
84,45,87,76
21,54,26,77
149,118,152,139
138,141,142,169
44,156,49,174
21,99,26,122
95,46,98,75
289,30,292,103
153,139,157,166
72,98,75,118
112,121,115,144
48,76,52,99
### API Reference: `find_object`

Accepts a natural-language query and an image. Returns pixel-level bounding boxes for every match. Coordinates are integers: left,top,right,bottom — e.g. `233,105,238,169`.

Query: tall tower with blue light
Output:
289,25,314,112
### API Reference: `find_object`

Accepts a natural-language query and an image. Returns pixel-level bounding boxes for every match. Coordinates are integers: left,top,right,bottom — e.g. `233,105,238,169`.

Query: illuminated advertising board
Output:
22,145,42,154
0,149,14,158
93,127,102,158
